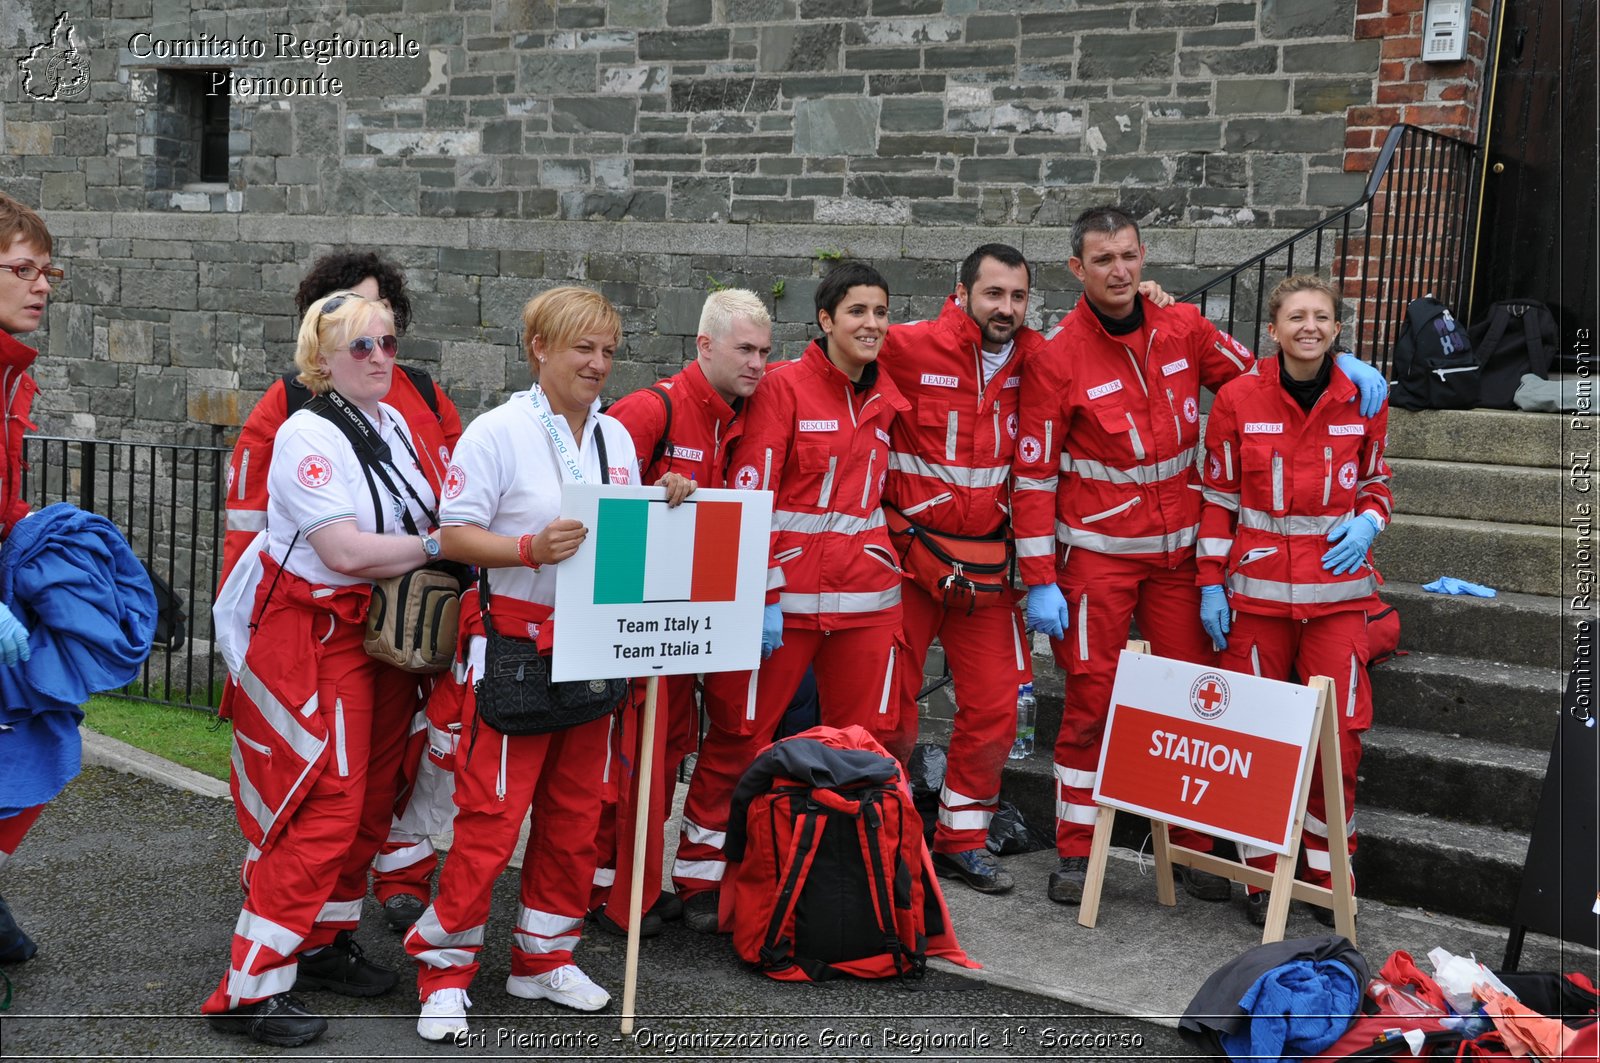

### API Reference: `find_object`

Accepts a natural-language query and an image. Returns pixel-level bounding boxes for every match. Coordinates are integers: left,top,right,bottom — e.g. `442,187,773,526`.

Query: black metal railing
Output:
1181,124,1479,377
20,434,230,712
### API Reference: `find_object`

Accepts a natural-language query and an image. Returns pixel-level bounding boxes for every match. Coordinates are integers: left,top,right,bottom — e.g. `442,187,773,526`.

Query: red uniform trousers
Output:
877,581,1031,854
588,675,697,926
0,805,43,872
405,675,611,996
673,623,898,901
1223,609,1370,892
1050,550,1217,858
204,620,416,1012
372,704,440,905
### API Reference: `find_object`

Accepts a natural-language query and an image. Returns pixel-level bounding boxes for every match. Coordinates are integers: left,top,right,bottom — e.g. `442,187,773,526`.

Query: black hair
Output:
814,260,890,321
1070,206,1141,261
959,243,1031,291
294,249,412,334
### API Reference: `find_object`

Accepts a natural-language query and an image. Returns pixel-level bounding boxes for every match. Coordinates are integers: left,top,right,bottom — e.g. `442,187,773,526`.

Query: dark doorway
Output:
1470,0,1597,359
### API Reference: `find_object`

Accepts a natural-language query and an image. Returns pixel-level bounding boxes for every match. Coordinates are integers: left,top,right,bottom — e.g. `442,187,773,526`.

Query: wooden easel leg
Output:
620,676,659,1036
1318,679,1358,944
1077,806,1117,928
1151,819,1176,907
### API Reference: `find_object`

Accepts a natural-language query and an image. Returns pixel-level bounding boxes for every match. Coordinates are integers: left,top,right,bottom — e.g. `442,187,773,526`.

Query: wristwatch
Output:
419,532,441,559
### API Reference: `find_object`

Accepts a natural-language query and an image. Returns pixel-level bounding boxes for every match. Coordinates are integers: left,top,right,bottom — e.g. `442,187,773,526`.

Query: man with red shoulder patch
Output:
1012,206,1389,907
869,244,1042,896
593,290,773,935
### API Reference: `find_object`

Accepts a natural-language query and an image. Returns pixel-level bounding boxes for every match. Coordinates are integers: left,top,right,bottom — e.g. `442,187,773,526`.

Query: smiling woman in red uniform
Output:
674,262,909,929
1196,273,1393,926
203,291,439,1047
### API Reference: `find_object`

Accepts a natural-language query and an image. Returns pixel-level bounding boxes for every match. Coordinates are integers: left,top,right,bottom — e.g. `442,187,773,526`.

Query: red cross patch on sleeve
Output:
297,455,333,488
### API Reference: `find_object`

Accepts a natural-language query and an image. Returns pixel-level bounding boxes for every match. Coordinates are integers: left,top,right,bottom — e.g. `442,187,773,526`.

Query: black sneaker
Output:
207,992,328,1047
1047,857,1088,905
294,931,397,997
589,905,663,938
933,848,1015,894
383,894,425,932
1175,864,1233,902
1244,891,1269,927
682,890,721,934
649,892,684,922
0,892,37,964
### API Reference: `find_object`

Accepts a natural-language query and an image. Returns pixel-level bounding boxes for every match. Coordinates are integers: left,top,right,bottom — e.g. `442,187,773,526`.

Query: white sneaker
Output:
506,965,610,1012
417,987,472,1041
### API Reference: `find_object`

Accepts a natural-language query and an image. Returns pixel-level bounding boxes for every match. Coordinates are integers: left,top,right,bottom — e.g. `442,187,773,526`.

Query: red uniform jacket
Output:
220,369,460,586
880,297,1041,538
607,360,743,489
1013,298,1255,585
727,342,909,630
1198,357,1393,618
0,331,40,540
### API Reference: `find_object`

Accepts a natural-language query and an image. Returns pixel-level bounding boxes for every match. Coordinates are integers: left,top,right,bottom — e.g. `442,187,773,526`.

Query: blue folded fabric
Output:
0,503,156,815
1422,576,1497,597
1218,957,1363,1063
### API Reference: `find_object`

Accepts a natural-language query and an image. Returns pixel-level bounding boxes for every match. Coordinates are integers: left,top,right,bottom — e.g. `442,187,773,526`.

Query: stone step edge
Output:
1372,649,1565,688
1363,724,1550,775
1359,806,1531,866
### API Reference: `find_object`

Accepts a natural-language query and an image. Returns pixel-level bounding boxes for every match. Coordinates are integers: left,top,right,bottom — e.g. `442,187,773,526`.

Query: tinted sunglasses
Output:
348,334,399,360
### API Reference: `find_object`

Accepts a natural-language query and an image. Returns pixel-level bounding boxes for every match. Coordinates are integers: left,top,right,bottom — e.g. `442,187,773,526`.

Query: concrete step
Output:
1359,725,1547,833
1373,512,1567,597
1382,581,1578,671
1386,408,1566,468
1355,806,1530,925
1388,457,1564,527
1370,651,1563,751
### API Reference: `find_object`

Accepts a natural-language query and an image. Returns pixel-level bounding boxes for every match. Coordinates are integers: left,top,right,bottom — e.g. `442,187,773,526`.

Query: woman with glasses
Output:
203,291,440,1048
0,193,62,964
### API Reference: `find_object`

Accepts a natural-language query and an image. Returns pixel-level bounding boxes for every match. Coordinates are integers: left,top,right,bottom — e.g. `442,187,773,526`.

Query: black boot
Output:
0,892,37,964
294,930,397,997
207,993,328,1047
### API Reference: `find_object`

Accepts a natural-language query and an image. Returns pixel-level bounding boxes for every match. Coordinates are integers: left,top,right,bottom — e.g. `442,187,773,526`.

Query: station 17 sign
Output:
1093,651,1320,854
551,484,773,682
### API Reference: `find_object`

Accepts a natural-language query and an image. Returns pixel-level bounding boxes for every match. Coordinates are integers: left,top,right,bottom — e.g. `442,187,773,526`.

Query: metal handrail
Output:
1180,123,1479,376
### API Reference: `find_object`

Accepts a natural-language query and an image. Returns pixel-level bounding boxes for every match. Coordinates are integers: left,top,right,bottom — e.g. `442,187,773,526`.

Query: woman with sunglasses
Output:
203,291,440,1048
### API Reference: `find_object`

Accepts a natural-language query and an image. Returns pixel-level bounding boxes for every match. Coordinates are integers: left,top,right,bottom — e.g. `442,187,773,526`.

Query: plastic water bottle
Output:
1009,683,1035,760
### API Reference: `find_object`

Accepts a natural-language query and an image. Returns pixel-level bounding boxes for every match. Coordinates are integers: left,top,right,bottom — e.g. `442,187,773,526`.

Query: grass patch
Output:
81,695,232,782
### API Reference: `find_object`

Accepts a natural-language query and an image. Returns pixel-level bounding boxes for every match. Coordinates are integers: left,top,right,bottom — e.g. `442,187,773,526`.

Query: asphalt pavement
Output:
0,733,1590,1062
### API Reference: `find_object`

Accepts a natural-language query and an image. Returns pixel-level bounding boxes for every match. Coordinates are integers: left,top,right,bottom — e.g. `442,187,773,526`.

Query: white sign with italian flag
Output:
551,483,773,681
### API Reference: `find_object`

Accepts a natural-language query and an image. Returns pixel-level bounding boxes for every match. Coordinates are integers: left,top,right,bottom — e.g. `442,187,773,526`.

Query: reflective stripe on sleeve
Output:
1015,535,1056,559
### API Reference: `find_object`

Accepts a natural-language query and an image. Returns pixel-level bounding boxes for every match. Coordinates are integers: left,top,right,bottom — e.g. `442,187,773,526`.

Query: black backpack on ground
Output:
1390,295,1478,410
1468,299,1557,409
139,560,187,652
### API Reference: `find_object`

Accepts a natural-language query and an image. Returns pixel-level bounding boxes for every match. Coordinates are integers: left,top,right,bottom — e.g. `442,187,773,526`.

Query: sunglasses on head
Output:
348,334,399,360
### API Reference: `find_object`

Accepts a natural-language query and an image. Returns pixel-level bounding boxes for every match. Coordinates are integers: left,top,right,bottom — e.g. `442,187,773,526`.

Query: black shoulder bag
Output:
472,423,629,735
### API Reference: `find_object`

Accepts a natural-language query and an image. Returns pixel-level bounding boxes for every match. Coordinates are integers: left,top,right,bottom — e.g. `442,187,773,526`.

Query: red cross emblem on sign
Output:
733,464,760,490
1188,671,1230,720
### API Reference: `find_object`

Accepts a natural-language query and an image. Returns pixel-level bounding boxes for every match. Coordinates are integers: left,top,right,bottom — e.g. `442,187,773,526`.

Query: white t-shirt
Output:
980,339,1015,387
265,402,438,587
440,386,640,609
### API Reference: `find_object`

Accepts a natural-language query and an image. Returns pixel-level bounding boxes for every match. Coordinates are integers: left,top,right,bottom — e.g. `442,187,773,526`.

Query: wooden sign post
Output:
1076,642,1357,944
553,484,773,1034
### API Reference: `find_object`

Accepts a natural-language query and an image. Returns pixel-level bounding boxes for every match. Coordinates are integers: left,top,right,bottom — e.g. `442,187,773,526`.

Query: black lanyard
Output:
305,391,438,535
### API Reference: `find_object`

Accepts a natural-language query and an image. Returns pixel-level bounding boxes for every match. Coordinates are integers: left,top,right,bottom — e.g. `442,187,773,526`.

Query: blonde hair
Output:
1266,274,1342,325
698,288,771,339
292,290,395,394
0,192,52,256
520,286,622,369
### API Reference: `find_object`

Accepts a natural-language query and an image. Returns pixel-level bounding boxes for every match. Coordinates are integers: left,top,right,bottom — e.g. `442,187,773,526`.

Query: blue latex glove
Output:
1024,583,1071,640
1422,576,1497,598
0,601,32,667
1335,352,1388,418
761,602,784,659
1322,512,1381,575
1199,585,1231,650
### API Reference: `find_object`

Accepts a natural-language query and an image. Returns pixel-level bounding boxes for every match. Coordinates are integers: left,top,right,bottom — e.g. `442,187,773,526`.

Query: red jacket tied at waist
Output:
1013,297,1256,583
1198,357,1393,618
726,342,909,630
880,297,1041,538
224,555,371,850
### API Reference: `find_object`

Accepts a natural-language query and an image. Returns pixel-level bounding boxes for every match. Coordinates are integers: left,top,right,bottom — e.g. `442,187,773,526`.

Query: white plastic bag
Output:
213,530,266,676
1427,946,1517,1014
